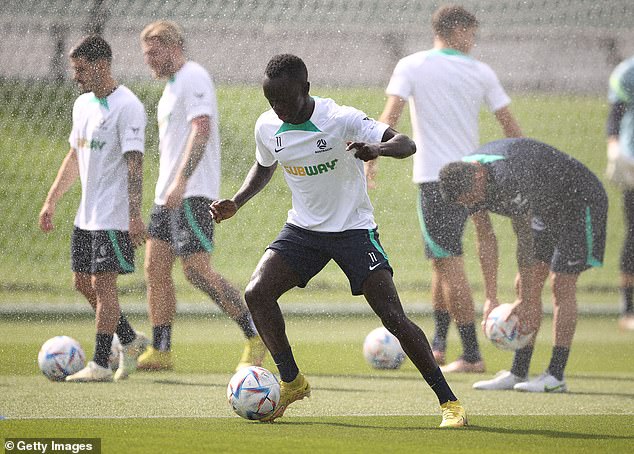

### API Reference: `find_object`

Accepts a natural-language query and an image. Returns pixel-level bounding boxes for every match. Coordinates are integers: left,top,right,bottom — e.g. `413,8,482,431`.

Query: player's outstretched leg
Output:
244,250,310,422
363,270,467,428
183,252,267,371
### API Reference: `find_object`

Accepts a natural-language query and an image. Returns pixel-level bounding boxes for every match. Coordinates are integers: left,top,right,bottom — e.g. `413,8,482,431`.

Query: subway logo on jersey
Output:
75,137,106,151
283,159,338,176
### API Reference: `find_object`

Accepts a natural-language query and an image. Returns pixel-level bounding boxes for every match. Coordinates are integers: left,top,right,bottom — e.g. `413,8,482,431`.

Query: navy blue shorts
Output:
71,227,135,275
533,198,607,274
147,197,215,257
418,182,469,258
268,223,394,295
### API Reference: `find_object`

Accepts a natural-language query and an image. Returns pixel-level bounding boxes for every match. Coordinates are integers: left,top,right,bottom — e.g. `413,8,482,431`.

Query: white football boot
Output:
114,334,148,381
65,361,113,382
513,372,567,393
473,370,527,390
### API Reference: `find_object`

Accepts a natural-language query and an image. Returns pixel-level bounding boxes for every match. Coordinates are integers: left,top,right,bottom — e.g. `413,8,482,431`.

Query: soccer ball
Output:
363,326,406,369
484,304,535,351
38,336,86,381
227,366,280,420
108,334,120,371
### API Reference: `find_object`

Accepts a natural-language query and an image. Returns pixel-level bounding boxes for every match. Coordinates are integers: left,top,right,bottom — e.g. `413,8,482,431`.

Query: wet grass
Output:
1,315,633,453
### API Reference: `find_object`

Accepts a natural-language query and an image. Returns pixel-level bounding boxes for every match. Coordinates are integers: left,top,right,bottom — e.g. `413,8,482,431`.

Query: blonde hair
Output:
140,20,185,48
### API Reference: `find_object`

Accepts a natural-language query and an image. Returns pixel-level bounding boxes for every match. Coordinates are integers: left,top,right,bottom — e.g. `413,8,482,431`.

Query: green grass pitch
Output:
1,316,633,453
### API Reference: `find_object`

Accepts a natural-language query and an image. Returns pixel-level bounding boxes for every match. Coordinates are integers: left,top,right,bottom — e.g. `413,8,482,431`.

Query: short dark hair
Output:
438,161,477,203
265,54,308,82
432,5,479,39
69,35,112,62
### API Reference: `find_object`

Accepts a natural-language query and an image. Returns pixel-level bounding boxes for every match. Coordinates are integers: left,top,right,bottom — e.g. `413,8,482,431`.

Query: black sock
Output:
272,347,299,383
94,333,113,369
547,346,570,381
510,345,534,378
621,286,634,314
152,324,172,351
423,367,457,405
116,314,136,345
457,322,481,363
432,310,450,352
236,312,257,339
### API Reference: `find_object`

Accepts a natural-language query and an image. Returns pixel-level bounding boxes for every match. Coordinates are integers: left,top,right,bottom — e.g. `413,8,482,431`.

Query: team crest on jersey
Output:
314,139,332,154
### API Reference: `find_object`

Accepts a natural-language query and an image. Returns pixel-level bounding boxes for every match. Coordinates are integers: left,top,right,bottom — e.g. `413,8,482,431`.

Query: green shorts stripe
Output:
417,190,451,259
107,230,134,273
585,206,603,268
184,199,213,253
368,229,389,261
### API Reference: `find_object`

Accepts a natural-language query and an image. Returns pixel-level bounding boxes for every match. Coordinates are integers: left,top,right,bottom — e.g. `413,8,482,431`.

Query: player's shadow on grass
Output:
462,425,634,440
151,378,225,389
289,422,634,440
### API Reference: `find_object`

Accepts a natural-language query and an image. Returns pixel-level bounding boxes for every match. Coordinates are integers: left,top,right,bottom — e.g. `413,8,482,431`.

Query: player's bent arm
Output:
125,150,146,245
471,210,499,320
210,162,277,223
494,106,523,138
365,96,407,187
39,148,80,232
379,128,416,158
348,129,415,162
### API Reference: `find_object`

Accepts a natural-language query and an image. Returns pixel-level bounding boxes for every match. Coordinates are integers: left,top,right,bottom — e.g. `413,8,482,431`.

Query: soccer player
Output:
38,35,149,382
210,54,466,427
606,55,634,331
439,138,607,392
138,21,265,371
373,4,523,373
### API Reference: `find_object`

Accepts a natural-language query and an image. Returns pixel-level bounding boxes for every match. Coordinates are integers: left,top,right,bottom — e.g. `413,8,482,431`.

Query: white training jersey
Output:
255,97,389,232
386,49,511,183
69,85,146,231
155,61,221,204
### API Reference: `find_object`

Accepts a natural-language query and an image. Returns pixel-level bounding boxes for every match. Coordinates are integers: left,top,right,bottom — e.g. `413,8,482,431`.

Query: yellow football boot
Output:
136,346,174,371
235,335,267,371
259,372,311,422
439,400,468,428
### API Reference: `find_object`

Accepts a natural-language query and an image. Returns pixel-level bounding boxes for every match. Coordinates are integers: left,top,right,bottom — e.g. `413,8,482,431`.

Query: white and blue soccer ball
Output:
38,336,86,381
485,304,534,351
227,366,280,420
363,326,407,369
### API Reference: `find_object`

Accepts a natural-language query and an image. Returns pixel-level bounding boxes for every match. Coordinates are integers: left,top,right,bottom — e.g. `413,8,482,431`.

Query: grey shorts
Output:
71,227,135,274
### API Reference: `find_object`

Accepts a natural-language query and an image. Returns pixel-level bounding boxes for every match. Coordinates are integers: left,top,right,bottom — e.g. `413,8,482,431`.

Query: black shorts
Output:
418,182,469,258
147,197,215,257
71,227,135,275
533,198,607,274
268,223,394,296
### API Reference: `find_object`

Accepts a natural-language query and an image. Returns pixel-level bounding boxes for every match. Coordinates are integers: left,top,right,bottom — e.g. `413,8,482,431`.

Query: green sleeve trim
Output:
463,154,506,164
184,199,213,253
107,230,134,272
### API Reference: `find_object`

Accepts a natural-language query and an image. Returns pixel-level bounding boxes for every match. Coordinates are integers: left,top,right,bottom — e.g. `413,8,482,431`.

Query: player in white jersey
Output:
211,54,466,428
138,21,264,372
374,5,523,373
38,35,149,382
